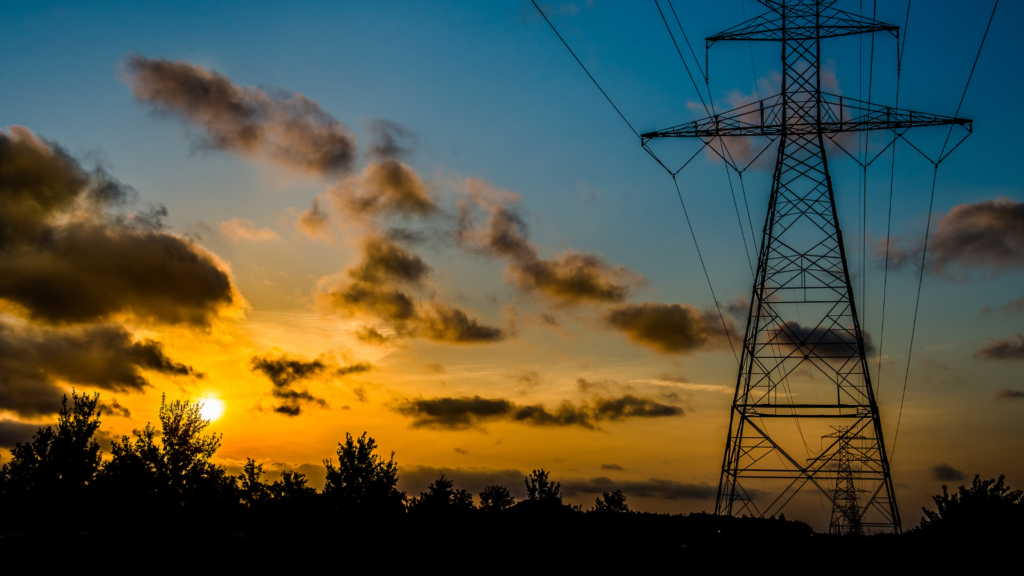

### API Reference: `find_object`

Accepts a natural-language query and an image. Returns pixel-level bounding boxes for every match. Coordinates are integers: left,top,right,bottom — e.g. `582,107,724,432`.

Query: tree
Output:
2,391,102,494
593,489,629,513
0,391,102,531
921,475,1024,534
98,394,236,527
269,469,317,501
479,484,515,512
525,469,562,504
323,432,405,513
238,458,271,507
410,473,474,511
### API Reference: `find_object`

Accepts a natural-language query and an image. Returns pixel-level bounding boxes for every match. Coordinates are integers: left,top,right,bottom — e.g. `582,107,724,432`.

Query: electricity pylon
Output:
641,0,971,533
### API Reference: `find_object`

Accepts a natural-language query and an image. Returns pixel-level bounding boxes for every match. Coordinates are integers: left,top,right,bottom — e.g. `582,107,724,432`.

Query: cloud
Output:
975,334,1024,360
425,362,446,374
123,54,357,177
456,180,642,305
513,371,541,395
0,321,201,417
559,476,719,500
600,463,624,471
930,463,965,482
768,320,873,359
98,398,131,418
0,419,42,448
249,353,328,416
880,198,1024,275
296,197,332,239
576,378,612,394
995,389,1024,401
604,302,737,354
396,396,514,430
366,119,416,162
336,362,373,377
398,465,527,499
329,160,437,220
453,448,469,455
416,304,505,343
0,127,239,327
220,218,279,241
394,394,682,431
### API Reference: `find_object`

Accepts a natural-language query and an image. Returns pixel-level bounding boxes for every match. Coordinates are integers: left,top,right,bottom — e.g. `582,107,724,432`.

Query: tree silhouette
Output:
593,489,629,513
269,469,317,501
239,458,271,507
323,432,405,513
97,394,235,530
921,474,1024,535
0,391,102,531
410,473,474,511
479,484,515,512
525,468,562,504
2,391,102,494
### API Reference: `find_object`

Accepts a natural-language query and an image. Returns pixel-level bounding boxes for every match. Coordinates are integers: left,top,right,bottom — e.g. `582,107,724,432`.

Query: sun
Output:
199,397,225,422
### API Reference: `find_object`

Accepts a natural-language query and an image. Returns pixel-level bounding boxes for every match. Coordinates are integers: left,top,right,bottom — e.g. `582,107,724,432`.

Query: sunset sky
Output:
1,0,1021,530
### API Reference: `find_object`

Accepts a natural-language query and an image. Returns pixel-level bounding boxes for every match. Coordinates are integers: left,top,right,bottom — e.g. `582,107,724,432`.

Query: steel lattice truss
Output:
643,0,972,534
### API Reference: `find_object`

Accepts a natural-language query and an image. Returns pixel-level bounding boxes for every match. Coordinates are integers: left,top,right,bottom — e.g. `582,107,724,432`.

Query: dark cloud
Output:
322,237,503,344
0,419,41,449
398,465,527,500
354,326,393,346
249,354,328,416
511,402,596,429
453,448,469,455
425,362,446,374
394,394,682,431
975,334,1024,360
396,396,514,430
600,463,624,471
769,320,873,359
336,362,373,377
366,119,416,162
576,378,613,394
123,54,357,177
559,476,719,500
0,128,237,327
0,322,201,417
456,185,642,305
880,198,1024,275
385,226,429,246
592,395,682,420
416,303,505,344
352,386,368,403
330,160,437,219
605,302,737,354
995,389,1024,401
98,398,131,418
930,463,965,482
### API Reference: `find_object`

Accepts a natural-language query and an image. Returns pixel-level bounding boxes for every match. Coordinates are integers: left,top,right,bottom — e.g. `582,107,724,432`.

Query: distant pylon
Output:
641,0,972,532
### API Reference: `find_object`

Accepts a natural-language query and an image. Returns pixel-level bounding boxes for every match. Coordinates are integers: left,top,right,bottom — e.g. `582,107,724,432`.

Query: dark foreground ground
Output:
1,507,1012,572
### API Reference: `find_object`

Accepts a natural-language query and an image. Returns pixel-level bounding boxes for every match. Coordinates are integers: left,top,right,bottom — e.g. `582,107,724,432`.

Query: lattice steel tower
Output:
641,0,970,532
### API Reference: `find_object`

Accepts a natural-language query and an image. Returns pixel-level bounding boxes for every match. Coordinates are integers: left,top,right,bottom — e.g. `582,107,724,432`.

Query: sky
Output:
0,0,1021,530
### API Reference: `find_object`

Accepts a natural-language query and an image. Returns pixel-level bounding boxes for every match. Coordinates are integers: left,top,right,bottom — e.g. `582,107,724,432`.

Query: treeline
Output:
1,392,1021,568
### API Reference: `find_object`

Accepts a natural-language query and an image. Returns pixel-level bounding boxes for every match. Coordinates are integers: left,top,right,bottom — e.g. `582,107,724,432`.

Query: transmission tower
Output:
641,0,971,532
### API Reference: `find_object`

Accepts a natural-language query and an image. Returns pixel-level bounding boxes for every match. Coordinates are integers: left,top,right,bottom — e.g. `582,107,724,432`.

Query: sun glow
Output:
199,397,225,422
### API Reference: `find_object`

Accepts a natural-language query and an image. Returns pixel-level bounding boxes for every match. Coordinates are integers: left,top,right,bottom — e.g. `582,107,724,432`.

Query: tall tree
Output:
323,432,405,513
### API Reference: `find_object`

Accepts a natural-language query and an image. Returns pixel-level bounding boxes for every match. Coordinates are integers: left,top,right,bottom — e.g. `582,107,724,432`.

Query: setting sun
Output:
199,398,225,422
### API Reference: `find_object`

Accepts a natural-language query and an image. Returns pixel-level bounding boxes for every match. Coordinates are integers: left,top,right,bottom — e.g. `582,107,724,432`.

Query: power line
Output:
654,0,710,115
891,0,999,459
530,0,640,139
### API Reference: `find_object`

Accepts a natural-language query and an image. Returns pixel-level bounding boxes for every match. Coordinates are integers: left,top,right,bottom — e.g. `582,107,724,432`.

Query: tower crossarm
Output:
640,92,971,142
706,1,897,47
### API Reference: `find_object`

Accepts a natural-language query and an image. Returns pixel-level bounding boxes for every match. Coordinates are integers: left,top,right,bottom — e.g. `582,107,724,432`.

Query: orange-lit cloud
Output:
220,218,280,242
